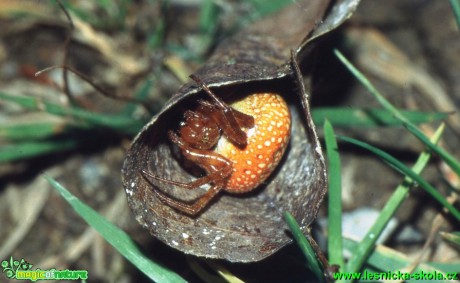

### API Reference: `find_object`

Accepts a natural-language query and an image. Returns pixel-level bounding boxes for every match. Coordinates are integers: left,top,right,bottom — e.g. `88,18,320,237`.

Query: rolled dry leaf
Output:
122,0,360,262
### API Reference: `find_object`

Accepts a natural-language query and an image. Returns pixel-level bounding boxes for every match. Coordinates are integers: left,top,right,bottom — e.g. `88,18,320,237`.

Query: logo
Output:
1,257,88,281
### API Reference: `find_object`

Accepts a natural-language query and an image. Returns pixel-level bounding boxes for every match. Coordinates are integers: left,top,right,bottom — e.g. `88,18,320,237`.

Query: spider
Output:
141,75,291,215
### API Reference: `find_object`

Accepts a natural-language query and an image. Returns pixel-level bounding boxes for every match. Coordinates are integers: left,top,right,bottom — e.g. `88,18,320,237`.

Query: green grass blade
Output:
428,261,460,273
0,139,77,163
312,108,447,128
345,124,445,274
0,122,73,141
205,261,244,283
440,231,460,249
148,16,166,50
120,78,153,117
197,0,219,50
121,78,154,116
337,135,460,223
0,92,145,135
146,0,167,50
246,0,291,21
344,238,458,283
334,50,460,185
334,50,410,124
43,175,187,283
200,0,218,35
404,122,460,175
283,212,324,282
449,0,460,29
323,120,344,272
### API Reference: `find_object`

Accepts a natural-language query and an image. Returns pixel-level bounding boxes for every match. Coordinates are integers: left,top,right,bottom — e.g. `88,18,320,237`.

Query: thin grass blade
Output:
43,175,187,283
337,135,460,222
404,122,460,176
0,122,73,141
0,139,77,163
283,211,324,282
449,0,460,29
334,50,460,188
334,50,410,124
246,0,291,20
206,261,245,283
0,92,145,135
312,108,447,128
324,120,344,272
440,231,460,250
345,124,445,274
344,238,458,283
199,0,218,35
121,78,153,116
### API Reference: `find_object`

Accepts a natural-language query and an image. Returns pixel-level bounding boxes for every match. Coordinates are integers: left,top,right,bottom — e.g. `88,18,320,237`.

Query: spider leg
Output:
198,100,254,128
197,100,254,146
141,168,231,190
190,74,228,111
168,131,233,183
191,75,254,146
232,109,255,129
140,131,233,212
151,184,223,216
141,169,196,189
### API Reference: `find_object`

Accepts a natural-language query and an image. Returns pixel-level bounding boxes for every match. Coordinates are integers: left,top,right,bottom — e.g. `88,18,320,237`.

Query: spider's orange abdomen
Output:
216,93,291,192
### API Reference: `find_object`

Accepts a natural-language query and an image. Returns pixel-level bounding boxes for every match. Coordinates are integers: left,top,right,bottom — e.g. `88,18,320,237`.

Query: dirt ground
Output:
0,0,459,282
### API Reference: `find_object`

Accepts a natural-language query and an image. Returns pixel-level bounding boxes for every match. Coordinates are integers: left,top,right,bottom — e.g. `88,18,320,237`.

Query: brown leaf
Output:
122,0,361,262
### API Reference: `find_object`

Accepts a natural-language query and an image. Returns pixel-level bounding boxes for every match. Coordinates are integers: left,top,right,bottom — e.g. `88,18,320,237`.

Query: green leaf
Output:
0,139,77,163
283,211,325,282
428,261,460,273
323,120,344,272
344,238,458,283
334,50,410,125
247,0,291,20
449,0,460,29
404,122,460,177
200,0,219,35
334,49,460,201
0,92,145,135
345,123,445,274
0,122,71,141
440,231,460,250
43,175,187,283
121,78,154,116
312,108,447,128
337,135,460,223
